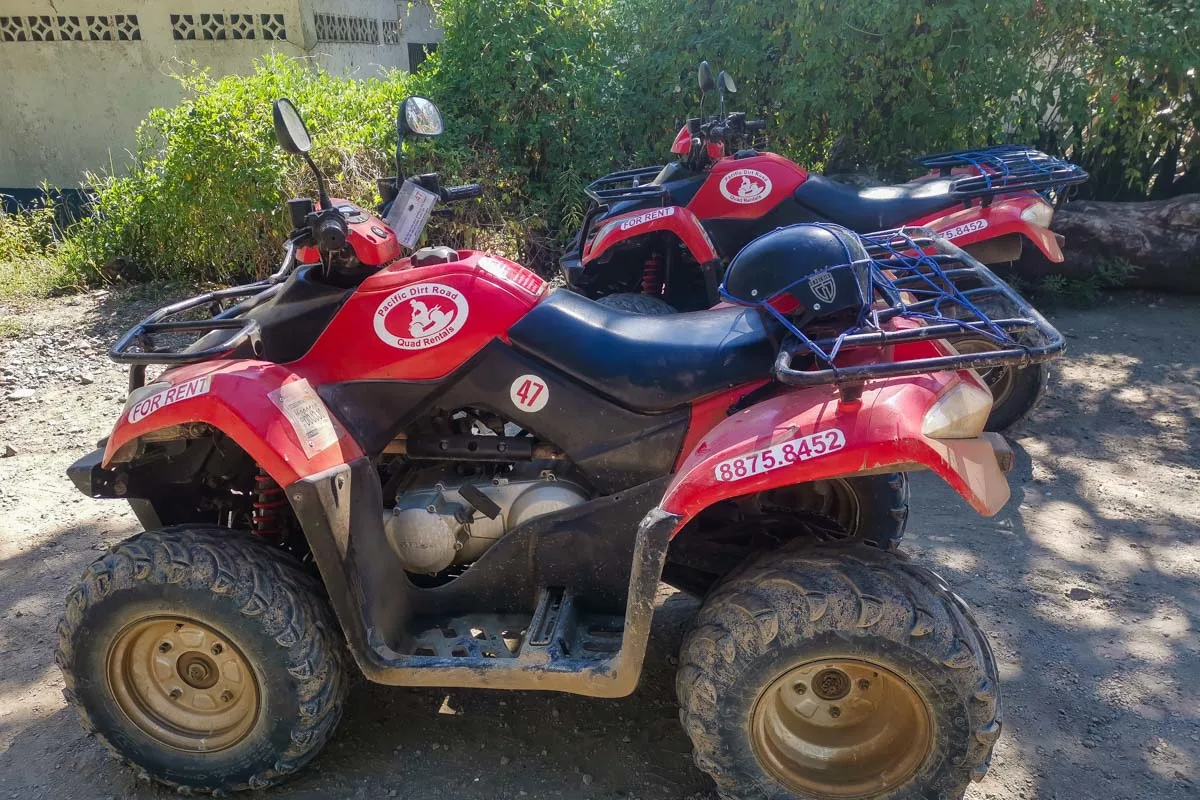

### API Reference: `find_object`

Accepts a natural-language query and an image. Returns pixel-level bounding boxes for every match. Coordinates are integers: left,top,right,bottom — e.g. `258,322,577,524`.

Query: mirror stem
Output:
305,153,333,210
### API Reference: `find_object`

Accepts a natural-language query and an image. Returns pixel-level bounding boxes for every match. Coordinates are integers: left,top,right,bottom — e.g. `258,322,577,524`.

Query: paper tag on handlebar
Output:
385,180,438,249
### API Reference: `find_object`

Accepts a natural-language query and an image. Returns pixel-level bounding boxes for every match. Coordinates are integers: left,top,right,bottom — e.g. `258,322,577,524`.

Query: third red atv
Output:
61,94,1060,799
560,61,1087,431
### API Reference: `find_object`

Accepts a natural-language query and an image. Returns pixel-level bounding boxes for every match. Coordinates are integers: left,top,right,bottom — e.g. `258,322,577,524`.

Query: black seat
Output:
793,174,962,232
508,290,776,413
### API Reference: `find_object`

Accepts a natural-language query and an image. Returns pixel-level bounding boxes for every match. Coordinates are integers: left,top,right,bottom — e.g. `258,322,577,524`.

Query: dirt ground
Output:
0,288,1197,800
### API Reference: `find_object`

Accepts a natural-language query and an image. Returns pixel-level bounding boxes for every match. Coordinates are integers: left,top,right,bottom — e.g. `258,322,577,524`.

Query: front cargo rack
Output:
583,164,668,206
720,226,1064,388
109,241,300,389
916,144,1088,206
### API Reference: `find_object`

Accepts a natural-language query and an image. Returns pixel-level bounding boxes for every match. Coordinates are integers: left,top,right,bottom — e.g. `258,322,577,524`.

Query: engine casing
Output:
384,468,589,574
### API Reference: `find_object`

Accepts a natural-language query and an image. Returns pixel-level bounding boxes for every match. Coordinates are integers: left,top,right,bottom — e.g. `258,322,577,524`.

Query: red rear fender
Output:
916,196,1063,262
661,369,1010,523
103,360,363,487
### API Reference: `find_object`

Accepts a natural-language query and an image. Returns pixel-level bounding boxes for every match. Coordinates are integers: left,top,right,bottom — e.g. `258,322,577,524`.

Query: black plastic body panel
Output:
319,340,689,493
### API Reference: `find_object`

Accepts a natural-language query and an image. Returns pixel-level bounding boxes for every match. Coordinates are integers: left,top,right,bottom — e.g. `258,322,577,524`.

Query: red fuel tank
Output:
687,153,809,221
294,250,547,385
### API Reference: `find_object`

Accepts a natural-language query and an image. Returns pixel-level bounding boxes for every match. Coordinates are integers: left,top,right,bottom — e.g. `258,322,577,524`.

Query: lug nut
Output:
858,679,870,691
159,642,172,653
211,644,223,655
169,688,182,699
221,691,234,703
829,706,842,718
793,682,807,695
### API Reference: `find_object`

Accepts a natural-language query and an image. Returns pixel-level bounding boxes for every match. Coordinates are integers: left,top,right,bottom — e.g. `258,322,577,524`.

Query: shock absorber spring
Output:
252,470,286,541
641,254,664,297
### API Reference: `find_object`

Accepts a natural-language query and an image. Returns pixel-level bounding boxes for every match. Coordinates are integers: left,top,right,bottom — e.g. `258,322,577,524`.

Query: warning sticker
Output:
269,379,340,458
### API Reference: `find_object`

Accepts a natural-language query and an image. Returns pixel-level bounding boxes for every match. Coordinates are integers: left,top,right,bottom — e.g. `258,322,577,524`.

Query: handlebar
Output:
746,120,767,132
441,183,483,202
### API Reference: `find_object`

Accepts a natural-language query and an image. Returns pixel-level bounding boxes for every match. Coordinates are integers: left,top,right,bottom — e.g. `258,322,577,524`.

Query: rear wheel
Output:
954,336,1048,432
677,541,1001,799
57,526,347,793
596,292,677,315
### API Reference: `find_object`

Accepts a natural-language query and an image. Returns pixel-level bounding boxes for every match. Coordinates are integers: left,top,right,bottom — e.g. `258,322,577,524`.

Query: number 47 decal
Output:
510,374,550,413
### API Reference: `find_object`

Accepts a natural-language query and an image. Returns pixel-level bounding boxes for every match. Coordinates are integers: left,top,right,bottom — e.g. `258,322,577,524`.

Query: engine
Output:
383,464,590,574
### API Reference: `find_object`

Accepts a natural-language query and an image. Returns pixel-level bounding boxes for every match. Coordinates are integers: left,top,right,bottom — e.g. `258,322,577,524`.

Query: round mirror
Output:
400,96,445,138
698,61,716,93
272,99,311,155
719,70,737,94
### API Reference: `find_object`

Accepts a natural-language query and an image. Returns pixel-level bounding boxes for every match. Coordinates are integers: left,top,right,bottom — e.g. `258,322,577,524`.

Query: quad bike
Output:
60,95,1063,799
559,61,1088,432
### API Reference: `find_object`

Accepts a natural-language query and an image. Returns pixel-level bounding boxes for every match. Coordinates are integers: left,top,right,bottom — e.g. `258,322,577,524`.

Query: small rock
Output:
1,444,15,458
430,742,439,751
1067,587,1094,601
78,373,95,386
5,388,35,401
499,756,510,766
582,774,593,786
388,791,397,798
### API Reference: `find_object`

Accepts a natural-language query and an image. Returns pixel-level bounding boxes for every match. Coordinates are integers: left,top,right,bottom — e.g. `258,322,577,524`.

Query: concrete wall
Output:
0,0,441,190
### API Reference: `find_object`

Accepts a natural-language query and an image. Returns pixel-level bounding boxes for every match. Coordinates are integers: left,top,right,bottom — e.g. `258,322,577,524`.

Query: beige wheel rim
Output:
750,658,933,798
106,616,261,752
954,337,1016,409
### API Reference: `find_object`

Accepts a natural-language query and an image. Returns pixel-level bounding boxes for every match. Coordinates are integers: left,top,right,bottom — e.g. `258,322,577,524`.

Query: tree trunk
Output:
1010,194,1200,293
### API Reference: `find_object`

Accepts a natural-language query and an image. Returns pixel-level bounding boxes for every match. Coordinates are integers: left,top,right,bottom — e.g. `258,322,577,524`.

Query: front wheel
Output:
57,527,347,793
677,541,1001,799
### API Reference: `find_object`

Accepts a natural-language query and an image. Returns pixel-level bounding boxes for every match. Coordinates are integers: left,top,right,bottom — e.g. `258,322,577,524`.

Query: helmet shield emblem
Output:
807,271,838,304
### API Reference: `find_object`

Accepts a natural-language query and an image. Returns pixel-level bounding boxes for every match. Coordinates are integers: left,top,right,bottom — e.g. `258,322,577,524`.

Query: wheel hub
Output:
751,658,932,798
106,616,260,752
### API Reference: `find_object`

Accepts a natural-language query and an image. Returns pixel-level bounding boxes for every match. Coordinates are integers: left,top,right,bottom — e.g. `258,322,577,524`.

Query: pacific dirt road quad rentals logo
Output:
374,282,470,350
719,169,773,204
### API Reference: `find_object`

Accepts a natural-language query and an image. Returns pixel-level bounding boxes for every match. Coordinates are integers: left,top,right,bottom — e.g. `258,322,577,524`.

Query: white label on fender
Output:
374,282,470,350
939,218,989,240
719,169,773,204
619,207,676,231
126,376,211,424
269,379,339,458
714,429,846,482
510,374,549,413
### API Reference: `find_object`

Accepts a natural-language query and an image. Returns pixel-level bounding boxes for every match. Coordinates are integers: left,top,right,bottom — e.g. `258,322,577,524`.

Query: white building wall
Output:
0,0,441,189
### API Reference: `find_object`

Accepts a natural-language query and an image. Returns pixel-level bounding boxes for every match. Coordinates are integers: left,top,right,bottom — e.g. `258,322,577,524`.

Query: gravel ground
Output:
0,287,1197,800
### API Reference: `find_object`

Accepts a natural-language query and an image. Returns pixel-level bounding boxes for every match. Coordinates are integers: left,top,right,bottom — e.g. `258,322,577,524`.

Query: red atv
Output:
560,62,1087,430
61,96,1059,799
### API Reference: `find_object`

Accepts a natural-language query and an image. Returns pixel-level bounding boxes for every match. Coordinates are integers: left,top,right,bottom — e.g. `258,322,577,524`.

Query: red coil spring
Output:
641,254,664,297
252,471,286,541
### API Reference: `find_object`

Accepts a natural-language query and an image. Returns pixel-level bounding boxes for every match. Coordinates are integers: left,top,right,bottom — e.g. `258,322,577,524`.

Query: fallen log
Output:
1010,194,1200,294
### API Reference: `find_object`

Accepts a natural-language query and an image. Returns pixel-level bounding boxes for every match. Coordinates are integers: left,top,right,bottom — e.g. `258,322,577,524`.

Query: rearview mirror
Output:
272,99,311,155
698,61,716,93
400,96,445,138
718,70,737,94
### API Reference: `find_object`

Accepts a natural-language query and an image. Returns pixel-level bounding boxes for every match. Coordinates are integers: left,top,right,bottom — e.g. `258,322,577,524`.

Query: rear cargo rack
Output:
109,241,300,388
721,226,1064,388
916,145,1087,205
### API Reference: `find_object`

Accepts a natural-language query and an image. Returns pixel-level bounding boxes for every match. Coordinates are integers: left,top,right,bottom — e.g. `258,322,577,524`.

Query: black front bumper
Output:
67,447,113,497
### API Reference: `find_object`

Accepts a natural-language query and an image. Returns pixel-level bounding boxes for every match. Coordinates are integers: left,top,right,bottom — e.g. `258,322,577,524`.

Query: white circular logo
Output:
719,169,773,204
373,282,469,350
510,374,549,412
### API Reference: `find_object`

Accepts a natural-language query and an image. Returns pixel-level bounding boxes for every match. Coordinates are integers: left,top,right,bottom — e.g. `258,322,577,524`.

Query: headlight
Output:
1020,200,1054,228
922,381,993,439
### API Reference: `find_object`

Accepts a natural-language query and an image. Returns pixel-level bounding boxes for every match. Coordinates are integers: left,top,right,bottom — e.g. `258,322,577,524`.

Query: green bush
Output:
0,199,68,299
3,1,1194,295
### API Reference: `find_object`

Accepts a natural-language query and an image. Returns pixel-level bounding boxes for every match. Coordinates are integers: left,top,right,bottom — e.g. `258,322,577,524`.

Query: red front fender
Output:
661,370,1010,523
103,360,363,486
583,205,719,265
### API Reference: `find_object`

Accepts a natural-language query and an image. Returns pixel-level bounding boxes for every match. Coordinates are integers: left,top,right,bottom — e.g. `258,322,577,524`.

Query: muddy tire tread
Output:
57,526,347,794
676,541,1001,799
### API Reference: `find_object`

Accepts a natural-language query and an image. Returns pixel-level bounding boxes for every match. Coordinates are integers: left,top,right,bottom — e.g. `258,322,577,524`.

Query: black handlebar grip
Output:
314,214,348,253
746,120,768,132
442,183,484,202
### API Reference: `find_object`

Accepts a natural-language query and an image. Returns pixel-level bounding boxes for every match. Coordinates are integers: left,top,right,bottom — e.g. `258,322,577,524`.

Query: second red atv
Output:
60,95,1060,799
560,62,1087,431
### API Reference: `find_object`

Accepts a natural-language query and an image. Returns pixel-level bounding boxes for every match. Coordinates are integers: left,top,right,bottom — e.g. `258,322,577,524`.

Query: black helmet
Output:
721,223,872,322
